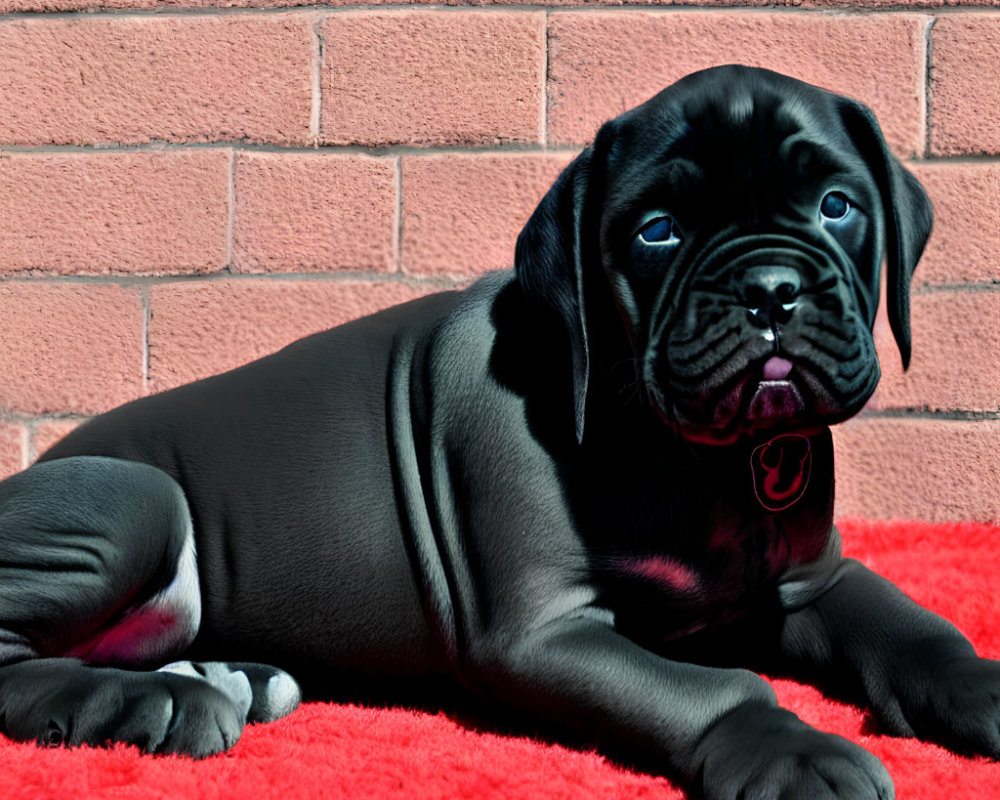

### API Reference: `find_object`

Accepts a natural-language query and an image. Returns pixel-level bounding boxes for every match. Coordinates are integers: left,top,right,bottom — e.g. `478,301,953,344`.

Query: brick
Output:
234,154,397,274
0,285,144,415
321,12,545,147
548,12,928,156
148,280,432,391
931,16,1000,156
401,153,574,277
872,292,1000,413
832,418,1000,522
0,152,228,276
0,17,313,146
909,163,1000,286
33,418,83,461
0,423,25,480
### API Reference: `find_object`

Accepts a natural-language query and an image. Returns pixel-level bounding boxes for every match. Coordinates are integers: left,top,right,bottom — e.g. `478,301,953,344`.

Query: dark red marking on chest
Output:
750,434,812,512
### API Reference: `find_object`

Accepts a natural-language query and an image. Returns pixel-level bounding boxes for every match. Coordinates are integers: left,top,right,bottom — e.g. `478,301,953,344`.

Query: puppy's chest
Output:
592,483,830,642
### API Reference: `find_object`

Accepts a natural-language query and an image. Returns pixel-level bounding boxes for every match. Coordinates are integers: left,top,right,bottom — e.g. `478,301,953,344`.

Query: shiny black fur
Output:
1,67,997,800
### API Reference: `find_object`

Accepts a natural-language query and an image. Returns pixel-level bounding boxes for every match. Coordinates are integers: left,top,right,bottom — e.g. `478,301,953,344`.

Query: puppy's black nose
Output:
740,266,801,328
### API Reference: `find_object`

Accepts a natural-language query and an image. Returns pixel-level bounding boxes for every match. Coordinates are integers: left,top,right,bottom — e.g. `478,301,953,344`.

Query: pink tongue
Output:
763,356,793,381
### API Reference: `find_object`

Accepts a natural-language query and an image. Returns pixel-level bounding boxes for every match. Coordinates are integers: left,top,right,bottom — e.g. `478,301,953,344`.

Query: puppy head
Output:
516,65,932,445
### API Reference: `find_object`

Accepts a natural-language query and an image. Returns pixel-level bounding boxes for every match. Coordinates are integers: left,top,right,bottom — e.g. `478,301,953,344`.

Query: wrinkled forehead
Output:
598,73,864,213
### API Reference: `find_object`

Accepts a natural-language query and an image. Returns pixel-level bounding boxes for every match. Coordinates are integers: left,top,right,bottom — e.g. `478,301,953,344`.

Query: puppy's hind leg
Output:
0,456,254,755
0,456,200,668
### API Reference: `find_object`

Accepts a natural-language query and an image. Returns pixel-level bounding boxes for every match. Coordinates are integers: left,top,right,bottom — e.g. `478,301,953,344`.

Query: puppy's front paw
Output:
0,658,246,758
890,656,1000,758
695,704,894,800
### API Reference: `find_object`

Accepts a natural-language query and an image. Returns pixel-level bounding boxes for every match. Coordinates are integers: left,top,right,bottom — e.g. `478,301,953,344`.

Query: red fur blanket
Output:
3,519,999,799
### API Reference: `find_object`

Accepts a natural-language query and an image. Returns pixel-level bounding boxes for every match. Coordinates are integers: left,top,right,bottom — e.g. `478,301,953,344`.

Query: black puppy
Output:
1,66,998,799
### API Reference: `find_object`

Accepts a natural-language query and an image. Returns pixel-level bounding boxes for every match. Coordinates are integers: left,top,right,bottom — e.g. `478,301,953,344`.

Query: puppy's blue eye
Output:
638,216,681,246
820,192,851,221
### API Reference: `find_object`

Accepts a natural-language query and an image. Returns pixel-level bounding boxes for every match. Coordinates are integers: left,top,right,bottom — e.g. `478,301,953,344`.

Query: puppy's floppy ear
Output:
839,99,933,370
515,148,593,443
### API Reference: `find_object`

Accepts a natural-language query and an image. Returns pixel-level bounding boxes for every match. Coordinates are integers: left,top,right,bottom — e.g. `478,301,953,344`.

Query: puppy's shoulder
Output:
421,270,517,380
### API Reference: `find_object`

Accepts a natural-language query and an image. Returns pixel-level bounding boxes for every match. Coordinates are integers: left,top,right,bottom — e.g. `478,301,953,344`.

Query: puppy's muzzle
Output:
648,234,878,442
665,235,843,383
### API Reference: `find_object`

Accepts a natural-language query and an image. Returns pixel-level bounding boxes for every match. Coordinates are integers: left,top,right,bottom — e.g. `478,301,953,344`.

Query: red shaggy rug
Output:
3,519,999,800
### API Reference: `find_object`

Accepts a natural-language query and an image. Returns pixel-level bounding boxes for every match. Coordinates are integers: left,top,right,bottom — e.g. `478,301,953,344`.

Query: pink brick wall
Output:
0,3,997,523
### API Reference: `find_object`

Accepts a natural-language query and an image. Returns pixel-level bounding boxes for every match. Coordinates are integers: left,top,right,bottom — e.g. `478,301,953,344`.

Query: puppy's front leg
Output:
778,555,1000,758
467,615,892,800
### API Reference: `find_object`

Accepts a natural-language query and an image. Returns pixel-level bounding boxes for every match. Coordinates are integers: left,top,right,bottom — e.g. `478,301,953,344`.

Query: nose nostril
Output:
744,285,767,311
776,282,799,304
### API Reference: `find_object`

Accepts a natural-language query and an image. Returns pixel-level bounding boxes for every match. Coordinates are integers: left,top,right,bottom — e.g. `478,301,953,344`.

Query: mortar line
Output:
859,408,1000,422
541,11,549,149
2,5,997,21
924,16,936,159
0,270,994,305
0,412,90,423
310,14,325,146
912,281,1000,295
0,270,470,290
0,142,583,157
226,148,236,271
20,423,32,471
140,284,152,386
394,155,404,275
3,140,996,164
